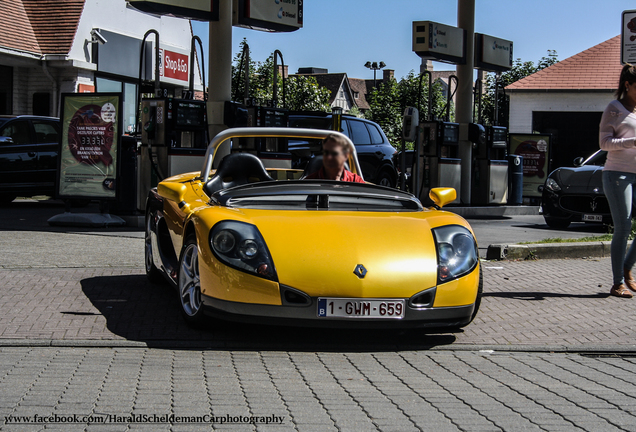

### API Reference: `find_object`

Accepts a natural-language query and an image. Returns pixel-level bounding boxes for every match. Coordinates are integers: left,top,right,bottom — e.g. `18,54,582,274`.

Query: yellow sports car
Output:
145,128,482,328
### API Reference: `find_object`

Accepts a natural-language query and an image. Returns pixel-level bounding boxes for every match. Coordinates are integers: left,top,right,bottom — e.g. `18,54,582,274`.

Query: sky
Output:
191,0,634,80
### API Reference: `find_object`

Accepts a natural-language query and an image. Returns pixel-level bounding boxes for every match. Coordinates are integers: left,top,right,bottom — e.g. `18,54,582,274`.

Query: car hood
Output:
556,165,604,194
236,209,470,299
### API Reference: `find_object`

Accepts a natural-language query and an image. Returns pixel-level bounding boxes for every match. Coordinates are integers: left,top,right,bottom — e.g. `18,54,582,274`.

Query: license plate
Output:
583,214,603,222
317,298,405,319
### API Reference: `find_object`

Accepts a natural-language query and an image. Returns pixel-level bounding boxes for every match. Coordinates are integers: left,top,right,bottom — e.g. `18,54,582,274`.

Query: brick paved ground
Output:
1,348,636,432
0,257,634,349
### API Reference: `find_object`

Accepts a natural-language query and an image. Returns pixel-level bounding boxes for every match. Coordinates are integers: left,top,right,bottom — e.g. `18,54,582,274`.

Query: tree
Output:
365,71,447,149
231,38,330,111
480,50,558,127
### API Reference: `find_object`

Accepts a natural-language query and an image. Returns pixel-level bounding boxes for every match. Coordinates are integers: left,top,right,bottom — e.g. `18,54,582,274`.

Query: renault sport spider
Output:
145,128,482,328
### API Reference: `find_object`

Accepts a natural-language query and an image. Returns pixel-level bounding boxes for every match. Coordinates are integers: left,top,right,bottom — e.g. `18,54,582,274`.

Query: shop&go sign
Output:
159,46,189,85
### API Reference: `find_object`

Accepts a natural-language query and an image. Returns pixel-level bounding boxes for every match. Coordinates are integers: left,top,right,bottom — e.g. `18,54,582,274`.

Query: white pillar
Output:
456,0,475,205
207,0,233,138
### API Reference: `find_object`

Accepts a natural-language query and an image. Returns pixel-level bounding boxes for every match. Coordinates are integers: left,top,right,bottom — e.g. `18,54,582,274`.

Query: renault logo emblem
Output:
353,264,367,279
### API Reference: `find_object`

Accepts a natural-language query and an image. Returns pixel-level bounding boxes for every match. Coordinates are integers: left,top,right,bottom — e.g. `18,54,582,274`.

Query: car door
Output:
0,119,39,194
30,119,59,190
345,119,375,180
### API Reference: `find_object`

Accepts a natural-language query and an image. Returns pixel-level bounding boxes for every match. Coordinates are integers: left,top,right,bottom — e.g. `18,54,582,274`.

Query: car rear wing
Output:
199,128,363,182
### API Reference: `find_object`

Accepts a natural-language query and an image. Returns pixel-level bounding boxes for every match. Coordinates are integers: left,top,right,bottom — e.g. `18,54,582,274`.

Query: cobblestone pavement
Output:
0,258,633,349
1,348,636,432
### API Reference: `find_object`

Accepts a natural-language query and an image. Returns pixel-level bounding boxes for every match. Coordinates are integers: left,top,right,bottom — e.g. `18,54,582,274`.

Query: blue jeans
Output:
603,170,636,285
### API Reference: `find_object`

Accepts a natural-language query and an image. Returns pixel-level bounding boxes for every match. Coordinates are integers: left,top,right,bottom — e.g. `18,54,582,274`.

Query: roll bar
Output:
199,128,363,182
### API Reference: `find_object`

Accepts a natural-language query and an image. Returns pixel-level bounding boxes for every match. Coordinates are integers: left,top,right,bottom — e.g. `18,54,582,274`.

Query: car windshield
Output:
583,150,607,166
0,119,9,129
211,181,422,212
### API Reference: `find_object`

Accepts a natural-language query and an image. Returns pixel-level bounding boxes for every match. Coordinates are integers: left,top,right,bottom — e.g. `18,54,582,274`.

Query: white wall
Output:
69,0,201,86
508,91,614,133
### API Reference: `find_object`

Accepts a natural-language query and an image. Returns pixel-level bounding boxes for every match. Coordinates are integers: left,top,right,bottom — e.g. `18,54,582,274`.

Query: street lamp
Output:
364,61,386,88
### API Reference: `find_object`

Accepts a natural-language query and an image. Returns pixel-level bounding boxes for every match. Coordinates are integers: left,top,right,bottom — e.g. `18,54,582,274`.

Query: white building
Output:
0,0,202,133
506,36,620,169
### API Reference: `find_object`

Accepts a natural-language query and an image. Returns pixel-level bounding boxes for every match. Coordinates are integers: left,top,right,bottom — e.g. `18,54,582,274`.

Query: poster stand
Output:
47,92,126,228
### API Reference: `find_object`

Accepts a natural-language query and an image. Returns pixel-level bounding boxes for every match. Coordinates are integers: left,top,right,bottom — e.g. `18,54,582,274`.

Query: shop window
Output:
0,65,12,114
33,93,51,116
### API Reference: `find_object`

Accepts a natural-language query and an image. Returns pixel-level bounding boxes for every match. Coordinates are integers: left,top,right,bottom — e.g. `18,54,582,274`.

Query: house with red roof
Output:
0,0,202,132
506,35,621,169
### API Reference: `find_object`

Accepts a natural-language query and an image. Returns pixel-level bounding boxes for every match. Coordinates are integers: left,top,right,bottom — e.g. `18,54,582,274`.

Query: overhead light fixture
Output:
89,29,107,45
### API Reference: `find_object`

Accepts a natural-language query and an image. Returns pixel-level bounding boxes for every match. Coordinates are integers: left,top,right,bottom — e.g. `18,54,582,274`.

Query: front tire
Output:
178,235,206,326
375,170,395,188
544,216,571,229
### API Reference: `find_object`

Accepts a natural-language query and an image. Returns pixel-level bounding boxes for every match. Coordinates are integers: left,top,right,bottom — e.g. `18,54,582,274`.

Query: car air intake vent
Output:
408,288,436,308
280,285,312,306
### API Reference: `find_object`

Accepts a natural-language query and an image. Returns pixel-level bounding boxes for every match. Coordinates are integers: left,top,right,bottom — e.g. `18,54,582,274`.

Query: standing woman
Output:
601,64,636,298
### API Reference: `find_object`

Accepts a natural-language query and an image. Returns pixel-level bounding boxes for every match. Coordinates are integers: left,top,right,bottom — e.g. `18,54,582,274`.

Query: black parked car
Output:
289,112,398,187
541,150,611,229
0,115,60,203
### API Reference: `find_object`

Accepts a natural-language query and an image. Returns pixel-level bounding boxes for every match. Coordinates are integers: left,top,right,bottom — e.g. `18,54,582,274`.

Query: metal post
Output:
207,0,232,138
457,0,475,204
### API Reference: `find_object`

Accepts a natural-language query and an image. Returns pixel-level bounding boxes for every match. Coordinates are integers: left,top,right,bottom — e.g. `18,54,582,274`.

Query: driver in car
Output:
305,134,365,183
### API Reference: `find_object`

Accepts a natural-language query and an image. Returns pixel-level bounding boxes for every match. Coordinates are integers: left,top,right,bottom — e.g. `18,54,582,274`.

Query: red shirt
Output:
306,167,365,183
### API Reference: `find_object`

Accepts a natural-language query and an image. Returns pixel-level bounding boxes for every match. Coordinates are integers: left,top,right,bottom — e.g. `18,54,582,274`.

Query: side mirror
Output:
429,187,457,208
573,157,584,167
0,136,14,144
157,182,187,208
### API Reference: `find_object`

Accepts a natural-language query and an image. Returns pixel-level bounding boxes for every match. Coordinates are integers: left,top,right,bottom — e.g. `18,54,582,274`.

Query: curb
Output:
1,339,636,354
447,205,540,218
486,240,632,261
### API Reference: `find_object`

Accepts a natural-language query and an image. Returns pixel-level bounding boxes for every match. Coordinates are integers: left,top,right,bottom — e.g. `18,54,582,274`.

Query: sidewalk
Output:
1,200,632,351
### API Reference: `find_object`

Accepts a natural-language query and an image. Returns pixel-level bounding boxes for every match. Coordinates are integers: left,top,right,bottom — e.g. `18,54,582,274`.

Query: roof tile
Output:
0,0,85,55
507,35,622,91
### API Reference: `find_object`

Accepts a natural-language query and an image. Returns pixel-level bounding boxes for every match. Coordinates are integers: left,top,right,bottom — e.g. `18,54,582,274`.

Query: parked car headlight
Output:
432,225,478,284
210,221,277,281
545,177,561,192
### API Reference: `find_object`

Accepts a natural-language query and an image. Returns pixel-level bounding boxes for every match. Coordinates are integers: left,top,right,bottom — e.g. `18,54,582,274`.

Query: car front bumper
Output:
201,294,474,329
541,191,611,223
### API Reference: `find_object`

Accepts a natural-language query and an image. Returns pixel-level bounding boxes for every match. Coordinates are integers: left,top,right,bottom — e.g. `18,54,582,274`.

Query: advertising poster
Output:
622,10,636,64
57,93,122,199
509,134,551,198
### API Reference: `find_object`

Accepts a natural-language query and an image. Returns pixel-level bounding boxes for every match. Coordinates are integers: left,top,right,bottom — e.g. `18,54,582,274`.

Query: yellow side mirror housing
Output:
429,187,456,208
157,182,187,206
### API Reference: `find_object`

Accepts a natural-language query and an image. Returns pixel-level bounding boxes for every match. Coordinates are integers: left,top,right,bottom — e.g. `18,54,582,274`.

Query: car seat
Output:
204,152,274,196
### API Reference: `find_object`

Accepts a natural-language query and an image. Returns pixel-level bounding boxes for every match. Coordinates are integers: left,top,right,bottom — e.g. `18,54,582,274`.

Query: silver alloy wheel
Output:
145,216,153,273
179,243,201,316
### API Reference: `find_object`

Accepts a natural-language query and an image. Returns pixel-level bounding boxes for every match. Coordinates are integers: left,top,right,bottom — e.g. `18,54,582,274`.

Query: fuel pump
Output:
471,72,510,205
136,31,209,211
471,124,508,205
238,49,291,169
411,71,462,205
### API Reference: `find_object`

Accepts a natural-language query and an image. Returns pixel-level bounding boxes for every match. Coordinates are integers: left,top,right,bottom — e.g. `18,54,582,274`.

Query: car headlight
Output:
545,177,561,192
432,225,478,284
210,221,277,281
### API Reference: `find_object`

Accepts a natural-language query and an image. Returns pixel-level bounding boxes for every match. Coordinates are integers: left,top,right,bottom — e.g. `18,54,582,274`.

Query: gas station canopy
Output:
127,0,220,21
127,0,303,32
